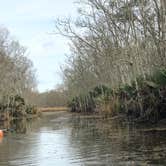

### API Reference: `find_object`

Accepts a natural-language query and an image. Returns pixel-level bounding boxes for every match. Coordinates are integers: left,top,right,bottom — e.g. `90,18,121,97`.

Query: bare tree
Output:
0,27,37,105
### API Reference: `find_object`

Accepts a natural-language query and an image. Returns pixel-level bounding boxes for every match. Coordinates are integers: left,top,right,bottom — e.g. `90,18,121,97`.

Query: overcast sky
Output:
0,0,77,92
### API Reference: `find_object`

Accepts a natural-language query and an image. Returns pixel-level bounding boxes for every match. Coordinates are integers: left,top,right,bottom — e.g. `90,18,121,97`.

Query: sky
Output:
0,0,77,92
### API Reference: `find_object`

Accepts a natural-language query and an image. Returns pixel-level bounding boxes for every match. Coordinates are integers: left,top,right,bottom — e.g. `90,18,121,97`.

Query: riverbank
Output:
0,95,39,122
39,107,69,112
0,106,68,128
68,68,166,124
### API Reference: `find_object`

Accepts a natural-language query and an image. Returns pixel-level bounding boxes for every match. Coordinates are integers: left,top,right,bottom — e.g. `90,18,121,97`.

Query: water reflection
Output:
69,116,166,165
0,112,166,166
0,117,41,135
10,118,27,133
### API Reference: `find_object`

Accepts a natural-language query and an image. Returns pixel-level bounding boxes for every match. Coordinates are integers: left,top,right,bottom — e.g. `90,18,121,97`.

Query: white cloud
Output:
0,0,77,92
27,33,69,57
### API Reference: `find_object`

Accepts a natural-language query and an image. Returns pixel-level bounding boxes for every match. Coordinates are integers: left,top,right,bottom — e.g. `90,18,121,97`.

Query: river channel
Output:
0,112,166,166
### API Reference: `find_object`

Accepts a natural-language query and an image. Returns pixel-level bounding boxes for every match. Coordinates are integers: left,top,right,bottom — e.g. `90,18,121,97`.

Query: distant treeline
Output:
36,87,68,107
55,0,166,122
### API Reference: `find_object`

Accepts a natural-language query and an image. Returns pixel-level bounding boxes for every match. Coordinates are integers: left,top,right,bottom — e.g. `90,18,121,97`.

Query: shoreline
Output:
38,107,69,112
1,108,166,132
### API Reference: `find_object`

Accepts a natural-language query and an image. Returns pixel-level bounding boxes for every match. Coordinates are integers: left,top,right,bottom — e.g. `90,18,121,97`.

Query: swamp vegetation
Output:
55,0,166,123
69,69,166,123
0,0,166,125
0,28,37,121
0,1,166,165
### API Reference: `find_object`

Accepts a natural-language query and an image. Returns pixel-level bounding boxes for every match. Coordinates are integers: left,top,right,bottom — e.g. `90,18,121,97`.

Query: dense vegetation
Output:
55,0,166,123
0,27,37,120
69,69,166,123
36,86,68,107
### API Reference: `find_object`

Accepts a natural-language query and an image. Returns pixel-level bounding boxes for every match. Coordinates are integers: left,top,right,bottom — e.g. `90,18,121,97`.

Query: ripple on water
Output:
0,112,166,166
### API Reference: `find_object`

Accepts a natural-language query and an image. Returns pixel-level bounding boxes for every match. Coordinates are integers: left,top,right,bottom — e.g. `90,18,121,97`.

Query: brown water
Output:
0,112,166,166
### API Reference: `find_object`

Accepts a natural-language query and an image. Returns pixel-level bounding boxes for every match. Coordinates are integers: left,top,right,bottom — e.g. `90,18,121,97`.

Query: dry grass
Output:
38,107,69,112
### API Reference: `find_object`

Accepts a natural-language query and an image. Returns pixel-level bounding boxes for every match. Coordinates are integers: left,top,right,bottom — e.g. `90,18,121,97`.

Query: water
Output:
0,112,166,166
